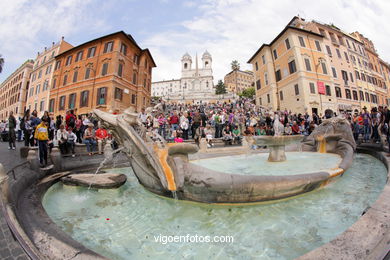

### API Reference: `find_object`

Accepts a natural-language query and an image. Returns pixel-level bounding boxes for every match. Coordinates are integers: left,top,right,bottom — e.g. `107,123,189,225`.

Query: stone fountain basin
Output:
61,173,127,189
169,151,345,204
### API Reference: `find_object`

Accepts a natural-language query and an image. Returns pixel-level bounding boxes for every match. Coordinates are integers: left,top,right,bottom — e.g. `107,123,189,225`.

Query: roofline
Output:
152,79,180,84
311,20,364,44
55,31,156,67
225,69,254,77
247,26,323,63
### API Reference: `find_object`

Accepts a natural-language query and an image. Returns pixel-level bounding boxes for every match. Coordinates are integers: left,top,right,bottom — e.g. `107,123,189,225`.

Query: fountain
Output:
1,105,389,260
90,107,356,203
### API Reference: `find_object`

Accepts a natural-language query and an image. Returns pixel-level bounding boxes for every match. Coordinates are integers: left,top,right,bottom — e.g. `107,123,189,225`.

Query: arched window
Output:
205,61,209,67
184,63,188,69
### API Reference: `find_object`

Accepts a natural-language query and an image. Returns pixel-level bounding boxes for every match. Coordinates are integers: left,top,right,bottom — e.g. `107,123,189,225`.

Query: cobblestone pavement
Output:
0,141,30,260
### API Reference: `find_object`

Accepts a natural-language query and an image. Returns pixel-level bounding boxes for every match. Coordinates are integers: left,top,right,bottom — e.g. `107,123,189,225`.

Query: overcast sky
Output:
0,0,389,84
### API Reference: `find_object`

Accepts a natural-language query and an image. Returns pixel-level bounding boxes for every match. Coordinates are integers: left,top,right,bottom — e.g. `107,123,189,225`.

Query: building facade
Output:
49,31,156,116
25,38,73,117
248,16,389,115
224,69,254,93
152,51,234,104
0,60,34,120
248,24,333,115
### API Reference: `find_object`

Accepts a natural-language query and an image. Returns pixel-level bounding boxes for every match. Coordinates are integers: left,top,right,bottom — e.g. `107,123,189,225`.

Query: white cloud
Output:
145,0,390,83
0,0,109,82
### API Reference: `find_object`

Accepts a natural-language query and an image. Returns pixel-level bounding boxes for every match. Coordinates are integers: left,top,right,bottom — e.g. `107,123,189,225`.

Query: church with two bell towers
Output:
152,51,233,104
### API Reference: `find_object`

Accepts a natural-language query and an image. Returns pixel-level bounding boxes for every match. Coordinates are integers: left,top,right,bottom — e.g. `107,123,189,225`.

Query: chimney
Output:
52,42,55,46
61,36,64,41
44,47,47,51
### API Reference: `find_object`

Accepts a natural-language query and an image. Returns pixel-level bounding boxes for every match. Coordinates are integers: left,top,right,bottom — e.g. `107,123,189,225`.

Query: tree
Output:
238,87,255,98
215,80,227,95
0,55,4,74
231,60,240,71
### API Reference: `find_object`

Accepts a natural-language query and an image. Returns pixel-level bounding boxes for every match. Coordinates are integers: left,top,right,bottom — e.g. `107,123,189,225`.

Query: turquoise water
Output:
42,153,387,260
191,152,342,176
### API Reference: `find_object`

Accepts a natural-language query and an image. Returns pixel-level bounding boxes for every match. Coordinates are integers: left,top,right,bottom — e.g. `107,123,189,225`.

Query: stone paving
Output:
0,141,29,260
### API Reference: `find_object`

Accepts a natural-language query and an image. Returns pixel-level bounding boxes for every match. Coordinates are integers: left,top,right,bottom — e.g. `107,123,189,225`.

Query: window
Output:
52,78,57,89
65,55,72,66
288,60,297,74
341,70,349,83
346,39,351,48
256,79,261,90
365,92,370,102
63,74,68,85
319,28,326,37
336,49,341,58
131,94,136,104
359,91,364,101
97,87,107,105
345,89,352,99
73,71,78,82
273,49,277,59
39,100,44,112
315,41,321,51
101,63,108,76
332,67,337,78
115,88,123,100
80,90,89,107
120,43,127,55
29,87,34,97
344,52,349,62
43,80,48,91
255,62,258,71
285,38,291,50
321,63,328,74
133,54,139,65
59,96,66,110
104,41,114,53
87,47,96,58
275,70,281,82
259,97,262,105
55,60,61,70
69,93,76,109
264,73,268,85
325,85,331,96
46,65,52,75
338,36,344,45
262,55,265,64
279,90,284,101
294,84,299,95
298,36,305,47
42,56,46,64
353,90,358,100
355,71,360,80
35,84,40,94
304,58,311,71
132,72,137,85
335,87,342,98
75,51,83,62
267,94,270,103
118,63,123,77
349,72,354,82
85,68,91,79
361,73,366,81
49,99,55,112
310,82,316,94
38,70,42,79
326,45,332,56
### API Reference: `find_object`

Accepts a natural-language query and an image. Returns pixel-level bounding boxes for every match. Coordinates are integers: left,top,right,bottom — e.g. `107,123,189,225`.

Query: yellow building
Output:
0,60,34,121
25,38,73,116
224,69,254,93
352,32,387,107
248,23,334,115
379,59,390,105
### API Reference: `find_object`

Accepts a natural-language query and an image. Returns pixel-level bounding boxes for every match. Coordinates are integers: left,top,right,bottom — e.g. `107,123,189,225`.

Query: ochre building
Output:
224,69,254,94
49,31,156,116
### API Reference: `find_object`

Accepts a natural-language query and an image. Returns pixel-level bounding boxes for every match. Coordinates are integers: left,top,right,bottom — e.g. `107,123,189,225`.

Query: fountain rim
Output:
1,148,389,260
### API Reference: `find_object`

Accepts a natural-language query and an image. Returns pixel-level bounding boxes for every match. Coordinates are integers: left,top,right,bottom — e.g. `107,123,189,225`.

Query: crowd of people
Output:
1,109,111,167
2,98,390,167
